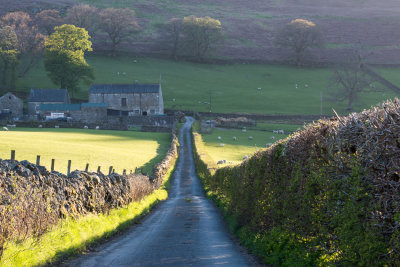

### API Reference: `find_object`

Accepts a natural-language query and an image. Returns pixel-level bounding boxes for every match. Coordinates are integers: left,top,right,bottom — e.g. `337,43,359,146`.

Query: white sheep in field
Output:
278,130,284,134
273,130,279,134
243,155,248,160
232,136,237,141
217,136,222,140
55,125,59,128
38,125,43,128
220,143,225,147
242,128,247,133
217,159,226,164
83,125,88,129
95,126,100,130
122,72,126,75
2,127,8,131
257,87,262,91
270,136,275,140
248,136,253,140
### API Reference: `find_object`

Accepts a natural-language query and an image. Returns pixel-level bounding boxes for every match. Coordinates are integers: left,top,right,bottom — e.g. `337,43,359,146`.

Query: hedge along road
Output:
68,117,260,267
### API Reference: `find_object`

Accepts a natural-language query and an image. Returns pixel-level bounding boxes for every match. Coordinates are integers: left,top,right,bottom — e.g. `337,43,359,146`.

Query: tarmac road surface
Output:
68,117,260,267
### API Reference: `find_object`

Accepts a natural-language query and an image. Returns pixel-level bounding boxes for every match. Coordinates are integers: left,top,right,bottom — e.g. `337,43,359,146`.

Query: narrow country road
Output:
68,117,260,267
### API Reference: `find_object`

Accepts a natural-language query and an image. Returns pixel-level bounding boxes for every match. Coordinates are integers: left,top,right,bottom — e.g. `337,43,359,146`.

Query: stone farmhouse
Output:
89,84,164,116
0,92,23,118
28,88,70,115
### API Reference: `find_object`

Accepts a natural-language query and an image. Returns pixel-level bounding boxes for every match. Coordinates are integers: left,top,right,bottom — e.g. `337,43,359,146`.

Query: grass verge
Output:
0,145,178,267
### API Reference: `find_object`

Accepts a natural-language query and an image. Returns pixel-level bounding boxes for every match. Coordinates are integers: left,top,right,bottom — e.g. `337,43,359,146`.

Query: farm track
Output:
67,117,260,267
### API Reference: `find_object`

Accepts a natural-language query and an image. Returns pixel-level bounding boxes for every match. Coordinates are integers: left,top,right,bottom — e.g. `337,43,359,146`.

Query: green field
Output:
16,56,398,116
199,124,302,165
0,128,170,174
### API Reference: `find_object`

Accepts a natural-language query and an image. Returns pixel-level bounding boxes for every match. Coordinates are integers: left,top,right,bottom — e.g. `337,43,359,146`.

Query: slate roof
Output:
40,104,81,111
81,102,108,108
89,84,160,94
28,89,70,103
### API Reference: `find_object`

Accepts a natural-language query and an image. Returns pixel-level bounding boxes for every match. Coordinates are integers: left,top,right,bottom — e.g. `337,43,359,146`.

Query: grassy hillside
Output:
16,55,397,115
0,128,170,174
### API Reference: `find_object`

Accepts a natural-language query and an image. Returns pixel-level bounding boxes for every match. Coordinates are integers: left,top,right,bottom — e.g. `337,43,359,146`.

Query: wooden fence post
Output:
36,155,40,165
11,150,15,163
123,169,126,175
85,163,89,172
67,160,71,176
97,166,101,173
108,166,113,175
51,159,55,172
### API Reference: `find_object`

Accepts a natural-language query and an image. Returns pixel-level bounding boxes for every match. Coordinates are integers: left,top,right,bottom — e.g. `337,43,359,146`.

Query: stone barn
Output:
89,83,164,116
28,88,71,115
0,92,23,118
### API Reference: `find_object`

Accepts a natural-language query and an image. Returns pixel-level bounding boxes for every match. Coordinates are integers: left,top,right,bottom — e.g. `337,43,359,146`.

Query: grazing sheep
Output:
270,136,275,140
55,125,59,128
2,127,8,131
95,126,100,130
117,72,120,76
248,136,253,140
133,60,137,63
278,130,284,134
242,128,247,133
295,83,298,89
305,84,309,88
220,143,225,147
173,98,176,102
273,130,279,134
217,136,222,140
84,125,88,129
257,87,261,91
243,155,248,160
232,136,237,141
217,159,227,164
38,125,43,128
122,72,126,75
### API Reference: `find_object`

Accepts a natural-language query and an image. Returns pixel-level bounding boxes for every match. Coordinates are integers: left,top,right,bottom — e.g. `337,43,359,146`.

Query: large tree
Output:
1,12,45,77
44,24,94,97
0,26,19,90
181,15,222,60
164,18,183,60
98,8,139,56
66,4,99,34
275,19,323,65
35,9,63,35
330,50,378,111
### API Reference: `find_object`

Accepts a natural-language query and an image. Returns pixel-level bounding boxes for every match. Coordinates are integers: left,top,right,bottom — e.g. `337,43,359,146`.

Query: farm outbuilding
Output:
89,83,164,116
0,92,23,118
28,88,71,115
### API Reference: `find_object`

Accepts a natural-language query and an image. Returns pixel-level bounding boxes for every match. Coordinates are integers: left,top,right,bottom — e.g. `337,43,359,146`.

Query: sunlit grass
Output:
0,128,170,174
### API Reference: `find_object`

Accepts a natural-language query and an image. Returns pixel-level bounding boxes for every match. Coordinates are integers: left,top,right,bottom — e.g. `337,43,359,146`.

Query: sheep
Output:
95,126,100,130
38,124,43,128
217,159,226,164
232,136,237,141
220,143,225,147
305,84,309,88
2,127,8,131
295,83,298,89
217,136,222,140
122,72,126,75
172,98,176,102
242,128,247,133
133,60,137,63
248,136,253,140
243,155,248,160
117,71,120,76
257,87,262,91
55,125,59,128
278,130,284,134
273,130,279,134
83,125,88,129
270,136,275,140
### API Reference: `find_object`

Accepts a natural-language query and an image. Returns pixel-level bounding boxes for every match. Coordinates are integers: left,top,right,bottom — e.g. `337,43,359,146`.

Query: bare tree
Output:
1,12,45,77
66,4,99,34
98,8,139,56
164,18,183,60
275,19,323,65
330,50,378,111
181,15,223,61
35,9,63,35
